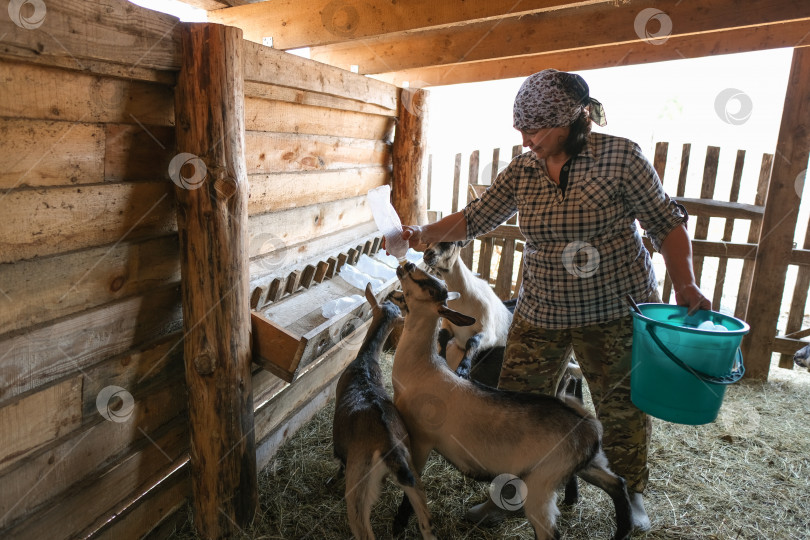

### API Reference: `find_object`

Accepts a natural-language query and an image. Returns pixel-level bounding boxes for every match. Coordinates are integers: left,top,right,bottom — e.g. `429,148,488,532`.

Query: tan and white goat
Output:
391,262,632,540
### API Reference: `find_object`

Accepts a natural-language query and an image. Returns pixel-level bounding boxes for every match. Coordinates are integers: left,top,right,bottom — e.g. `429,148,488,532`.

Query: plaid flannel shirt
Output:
463,132,686,329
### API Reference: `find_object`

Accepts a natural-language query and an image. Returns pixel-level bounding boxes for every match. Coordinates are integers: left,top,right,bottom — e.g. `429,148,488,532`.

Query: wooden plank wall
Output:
0,1,399,538
239,37,398,478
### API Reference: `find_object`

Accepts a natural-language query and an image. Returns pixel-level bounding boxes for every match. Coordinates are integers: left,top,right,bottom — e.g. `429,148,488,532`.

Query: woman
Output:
400,69,710,530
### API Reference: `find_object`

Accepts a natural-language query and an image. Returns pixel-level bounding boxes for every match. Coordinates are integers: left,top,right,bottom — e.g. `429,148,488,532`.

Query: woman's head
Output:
514,69,605,158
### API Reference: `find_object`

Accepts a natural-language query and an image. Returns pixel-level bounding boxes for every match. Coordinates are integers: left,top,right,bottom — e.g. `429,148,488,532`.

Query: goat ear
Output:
364,283,378,309
446,291,461,301
438,306,476,327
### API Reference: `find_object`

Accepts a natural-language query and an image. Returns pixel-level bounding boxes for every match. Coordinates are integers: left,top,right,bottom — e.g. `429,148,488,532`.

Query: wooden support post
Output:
173,23,257,538
392,88,429,226
742,47,810,380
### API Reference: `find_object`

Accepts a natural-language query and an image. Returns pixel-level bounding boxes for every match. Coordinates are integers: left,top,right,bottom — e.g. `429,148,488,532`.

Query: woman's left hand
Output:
675,283,711,315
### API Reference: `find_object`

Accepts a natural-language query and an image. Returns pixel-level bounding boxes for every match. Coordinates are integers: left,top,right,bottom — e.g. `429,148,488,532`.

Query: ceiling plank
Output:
181,0,233,9
309,0,810,74
372,20,810,87
207,0,607,49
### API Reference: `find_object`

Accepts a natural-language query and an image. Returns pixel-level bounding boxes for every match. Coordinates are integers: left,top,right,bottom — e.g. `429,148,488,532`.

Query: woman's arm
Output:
659,224,711,314
402,211,468,248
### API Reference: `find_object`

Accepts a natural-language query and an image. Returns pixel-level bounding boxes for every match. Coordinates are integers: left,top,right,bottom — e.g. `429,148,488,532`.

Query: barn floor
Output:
168,354,810,540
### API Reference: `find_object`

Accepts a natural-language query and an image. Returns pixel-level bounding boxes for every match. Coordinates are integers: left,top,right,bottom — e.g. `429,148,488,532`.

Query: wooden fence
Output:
426,141,810,370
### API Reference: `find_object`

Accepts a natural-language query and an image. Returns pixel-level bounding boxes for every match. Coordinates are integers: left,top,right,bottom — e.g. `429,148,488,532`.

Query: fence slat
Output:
495,239,515,299
735,153,772,318
451,153,461,213
692,146,721,287
663,143,692,302
459,151,479,268
477,238,494,282
780,167,810,367
713,149,746,309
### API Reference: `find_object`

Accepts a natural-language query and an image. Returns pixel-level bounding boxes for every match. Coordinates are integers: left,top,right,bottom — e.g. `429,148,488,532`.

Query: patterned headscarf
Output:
513,69,607,131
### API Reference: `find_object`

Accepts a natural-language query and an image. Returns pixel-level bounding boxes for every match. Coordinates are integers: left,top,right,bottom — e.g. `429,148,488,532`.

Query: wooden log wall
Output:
0,1,400,538
0,1,187,538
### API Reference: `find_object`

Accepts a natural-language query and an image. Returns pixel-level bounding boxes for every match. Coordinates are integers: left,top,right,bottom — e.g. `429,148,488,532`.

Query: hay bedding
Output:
170,354,810,540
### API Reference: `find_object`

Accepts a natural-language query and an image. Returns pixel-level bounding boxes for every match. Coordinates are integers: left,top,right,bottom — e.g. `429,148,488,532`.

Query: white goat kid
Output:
422,240,512,381
332,284,436,540
392,262,632,540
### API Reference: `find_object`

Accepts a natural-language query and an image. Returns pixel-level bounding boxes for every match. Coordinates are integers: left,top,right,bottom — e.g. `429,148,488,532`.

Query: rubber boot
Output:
630,492,651,532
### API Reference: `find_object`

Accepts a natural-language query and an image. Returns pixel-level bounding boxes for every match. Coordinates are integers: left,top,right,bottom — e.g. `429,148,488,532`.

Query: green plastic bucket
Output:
630,304,749,425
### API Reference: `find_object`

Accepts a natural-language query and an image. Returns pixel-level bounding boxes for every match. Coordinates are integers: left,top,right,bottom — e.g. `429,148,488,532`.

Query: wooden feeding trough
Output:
249,235,402,382
251,272,399,382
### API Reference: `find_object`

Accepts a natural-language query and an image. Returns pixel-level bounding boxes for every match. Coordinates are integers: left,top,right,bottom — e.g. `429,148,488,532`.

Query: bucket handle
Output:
646,323,745,385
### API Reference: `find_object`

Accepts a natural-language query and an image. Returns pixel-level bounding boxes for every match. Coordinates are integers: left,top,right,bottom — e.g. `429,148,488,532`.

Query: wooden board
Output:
0,120,104,189
210,0,585,50
0,376,83,474
0,379,185,530
0,182,176,264
0,60,174,125
373,20,810,87
248,195,373,259
245,131,391,174
248,221,378,281
248,167,388,216
244,81,395,116
245,97,395,141
242,40,397,110
3,417,188,540
0,234,180,335
0,285,182,403
94,462,189,540
0,0,182,74
312,0,810,74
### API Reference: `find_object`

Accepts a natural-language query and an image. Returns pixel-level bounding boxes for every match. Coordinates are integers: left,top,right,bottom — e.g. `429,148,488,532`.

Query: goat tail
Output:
383,445,416,487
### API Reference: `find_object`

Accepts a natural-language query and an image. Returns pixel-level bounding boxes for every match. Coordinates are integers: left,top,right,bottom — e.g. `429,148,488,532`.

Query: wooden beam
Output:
373,19,810,87
242,40,397,111
742,47,810,381
312,0,810,75
173,23,257,537
208,0,608,49
392,88,429,226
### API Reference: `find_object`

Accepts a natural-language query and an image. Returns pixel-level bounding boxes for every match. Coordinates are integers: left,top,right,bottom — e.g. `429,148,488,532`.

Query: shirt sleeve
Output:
462,160,520,240
623,142,688,251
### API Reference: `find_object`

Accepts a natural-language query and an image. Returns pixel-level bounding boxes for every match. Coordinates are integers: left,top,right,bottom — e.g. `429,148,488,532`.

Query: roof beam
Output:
372,20,810,87
206,0,606,49
310,0,810,74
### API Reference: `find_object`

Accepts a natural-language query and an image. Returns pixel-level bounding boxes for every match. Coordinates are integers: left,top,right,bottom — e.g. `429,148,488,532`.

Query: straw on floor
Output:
169,354,810,540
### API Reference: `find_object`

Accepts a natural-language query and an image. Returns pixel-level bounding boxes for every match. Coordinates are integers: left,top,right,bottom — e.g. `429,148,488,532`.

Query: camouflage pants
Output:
497,309,655,494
